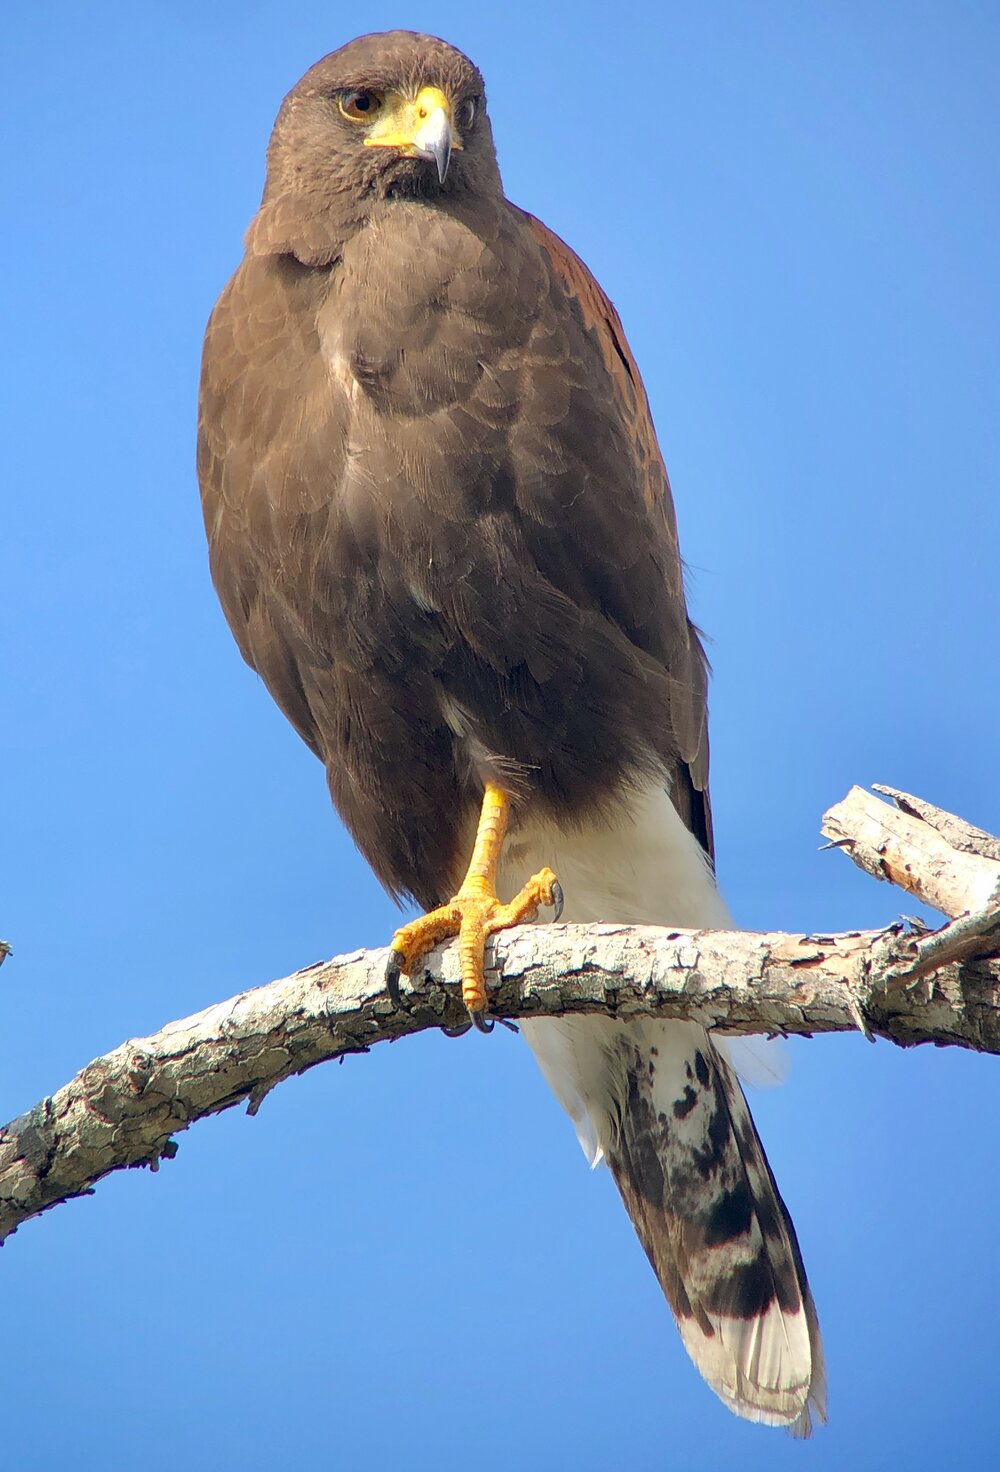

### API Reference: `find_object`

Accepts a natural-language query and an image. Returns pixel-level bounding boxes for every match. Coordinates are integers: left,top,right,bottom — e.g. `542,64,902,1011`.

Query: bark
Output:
1,787,998,1248
822,784,1000,917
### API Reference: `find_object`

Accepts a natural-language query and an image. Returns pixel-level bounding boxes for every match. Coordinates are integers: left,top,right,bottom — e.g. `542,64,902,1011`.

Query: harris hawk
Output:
197,31,825,1433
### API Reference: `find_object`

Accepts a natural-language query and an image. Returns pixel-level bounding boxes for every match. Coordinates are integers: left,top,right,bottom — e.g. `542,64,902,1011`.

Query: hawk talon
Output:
389,955,482,1041
385,948,406,1009
550,878,564,922
441,1009,516,1037
440,1017,474,1039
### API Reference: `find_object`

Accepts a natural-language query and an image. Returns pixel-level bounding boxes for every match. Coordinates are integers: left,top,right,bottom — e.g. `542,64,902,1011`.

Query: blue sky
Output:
3,3,998,1467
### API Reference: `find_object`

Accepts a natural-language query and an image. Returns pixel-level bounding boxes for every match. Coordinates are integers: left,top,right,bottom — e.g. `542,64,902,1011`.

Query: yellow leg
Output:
386,784,562,1032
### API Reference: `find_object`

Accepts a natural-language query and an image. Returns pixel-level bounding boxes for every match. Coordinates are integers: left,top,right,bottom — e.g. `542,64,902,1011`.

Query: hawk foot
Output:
387,867,562,1032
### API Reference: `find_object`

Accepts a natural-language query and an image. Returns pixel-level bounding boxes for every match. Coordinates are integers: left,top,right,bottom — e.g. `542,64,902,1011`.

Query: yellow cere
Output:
362,86,464,154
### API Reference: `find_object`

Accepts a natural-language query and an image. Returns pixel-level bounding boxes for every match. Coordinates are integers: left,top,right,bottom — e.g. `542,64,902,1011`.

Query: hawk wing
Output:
518,209,714,859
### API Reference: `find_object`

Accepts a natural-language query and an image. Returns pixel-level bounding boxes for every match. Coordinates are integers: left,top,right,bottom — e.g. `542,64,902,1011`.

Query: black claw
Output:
551,879,564,922
470,1009,495,1035
440,1018,474,1039
385,949,406,1009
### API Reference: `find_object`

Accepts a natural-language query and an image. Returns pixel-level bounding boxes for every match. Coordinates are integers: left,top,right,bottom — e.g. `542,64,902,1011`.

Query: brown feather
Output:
518,210,714,859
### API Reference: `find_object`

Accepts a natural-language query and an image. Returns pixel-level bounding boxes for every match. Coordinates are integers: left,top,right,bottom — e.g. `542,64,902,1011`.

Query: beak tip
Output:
413,105,453,185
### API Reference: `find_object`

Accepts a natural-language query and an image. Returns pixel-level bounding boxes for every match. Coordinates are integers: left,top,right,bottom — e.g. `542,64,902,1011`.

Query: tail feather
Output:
605,1020,825,1433
507,781,825,1432
522,1014,825,1434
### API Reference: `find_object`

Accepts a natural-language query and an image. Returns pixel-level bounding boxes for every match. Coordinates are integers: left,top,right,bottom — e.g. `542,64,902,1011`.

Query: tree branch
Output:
821,784,1000,918
2,786,998,1247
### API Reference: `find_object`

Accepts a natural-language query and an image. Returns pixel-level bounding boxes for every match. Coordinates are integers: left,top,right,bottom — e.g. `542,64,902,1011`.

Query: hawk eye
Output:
339,90,382,121
456,97,477,129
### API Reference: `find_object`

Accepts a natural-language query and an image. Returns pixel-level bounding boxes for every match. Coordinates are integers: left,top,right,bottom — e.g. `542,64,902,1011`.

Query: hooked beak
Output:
362,85,461,184
411,105,452,183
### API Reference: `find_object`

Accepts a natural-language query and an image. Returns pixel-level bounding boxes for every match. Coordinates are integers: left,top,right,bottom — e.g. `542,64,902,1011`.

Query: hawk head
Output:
249,31,504,261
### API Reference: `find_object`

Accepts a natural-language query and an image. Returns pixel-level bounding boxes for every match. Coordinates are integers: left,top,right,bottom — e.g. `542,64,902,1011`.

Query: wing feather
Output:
519,208,714,860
